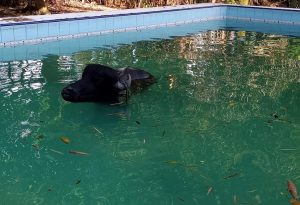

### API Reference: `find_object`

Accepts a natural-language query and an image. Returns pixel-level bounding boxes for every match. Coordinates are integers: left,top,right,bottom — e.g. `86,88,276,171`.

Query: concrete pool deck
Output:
0,3,300,47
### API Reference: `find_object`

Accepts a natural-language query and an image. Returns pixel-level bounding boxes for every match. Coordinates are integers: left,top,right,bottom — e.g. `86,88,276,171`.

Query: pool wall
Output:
1,4,300,47
1,20,226,61
0,4,224,47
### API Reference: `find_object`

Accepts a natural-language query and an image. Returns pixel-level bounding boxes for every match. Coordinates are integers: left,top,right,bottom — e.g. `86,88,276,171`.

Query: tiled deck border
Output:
0,3,300,47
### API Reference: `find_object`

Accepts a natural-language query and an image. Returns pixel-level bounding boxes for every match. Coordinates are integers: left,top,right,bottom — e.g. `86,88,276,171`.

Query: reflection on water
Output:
0,60,43,97
0,30,300,205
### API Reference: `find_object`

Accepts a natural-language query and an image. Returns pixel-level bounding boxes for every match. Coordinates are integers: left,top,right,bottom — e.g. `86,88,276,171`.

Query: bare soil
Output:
0,2,116,18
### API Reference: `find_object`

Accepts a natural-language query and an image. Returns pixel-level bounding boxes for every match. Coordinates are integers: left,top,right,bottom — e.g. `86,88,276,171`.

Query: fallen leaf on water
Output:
165,160,181,165
223,173,239,180
228,100,236,107
60,137,70,144
207,187,213,195
290,199,300,205
69,150,89,156
288,180,299,199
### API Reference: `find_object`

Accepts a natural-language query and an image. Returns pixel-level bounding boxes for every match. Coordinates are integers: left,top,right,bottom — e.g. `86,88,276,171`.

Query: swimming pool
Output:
1,19,300,204
1,4,300,205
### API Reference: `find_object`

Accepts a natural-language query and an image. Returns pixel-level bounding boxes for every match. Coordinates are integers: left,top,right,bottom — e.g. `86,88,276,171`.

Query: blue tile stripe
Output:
0,4,222,27
0,4,300,47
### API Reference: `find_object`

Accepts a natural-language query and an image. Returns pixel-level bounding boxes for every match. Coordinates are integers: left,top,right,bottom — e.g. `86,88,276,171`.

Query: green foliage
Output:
288,0,300,7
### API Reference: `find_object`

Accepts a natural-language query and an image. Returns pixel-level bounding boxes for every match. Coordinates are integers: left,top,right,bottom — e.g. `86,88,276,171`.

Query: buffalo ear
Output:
114,73,131,90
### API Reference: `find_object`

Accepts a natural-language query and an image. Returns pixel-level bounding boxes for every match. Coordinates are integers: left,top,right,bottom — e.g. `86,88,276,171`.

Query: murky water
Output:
0,25,300,205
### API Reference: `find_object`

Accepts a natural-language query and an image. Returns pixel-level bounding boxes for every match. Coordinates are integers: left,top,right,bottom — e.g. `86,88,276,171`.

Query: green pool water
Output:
0,29,300,205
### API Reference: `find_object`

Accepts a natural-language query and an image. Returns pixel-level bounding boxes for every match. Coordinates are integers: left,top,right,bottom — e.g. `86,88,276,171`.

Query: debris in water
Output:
223,173,239,180
271,113,279,118
76,179,81,185
93,127,103,135
165,160,181,165
49,148,64,155
20,129,32,138
136,121,141,125
109,102,124,106
60,137,70,144
69,150,89,156
267,112,292,124
228,100,236,107
288,180,299,199
107,112,127,118
207,187,213,195
290,199,300,205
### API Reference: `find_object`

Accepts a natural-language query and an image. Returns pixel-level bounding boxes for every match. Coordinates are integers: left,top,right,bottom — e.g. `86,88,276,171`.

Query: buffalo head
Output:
61,64,155,103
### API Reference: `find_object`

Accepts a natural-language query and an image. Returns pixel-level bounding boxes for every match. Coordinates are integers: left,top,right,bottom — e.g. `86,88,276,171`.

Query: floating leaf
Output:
223,173,239,180
164,160,184,166
165,160,180,164
69,150,89,156
60,137,70,144
207,187,213,195
228,100,236,107
290,199,300,205
288,180,299,199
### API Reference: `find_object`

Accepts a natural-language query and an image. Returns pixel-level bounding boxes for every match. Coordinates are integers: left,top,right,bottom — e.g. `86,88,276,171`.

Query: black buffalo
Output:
61,64,155,103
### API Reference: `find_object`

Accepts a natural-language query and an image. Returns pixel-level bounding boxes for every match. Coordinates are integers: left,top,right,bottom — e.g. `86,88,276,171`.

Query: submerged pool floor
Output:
0,26,300,204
